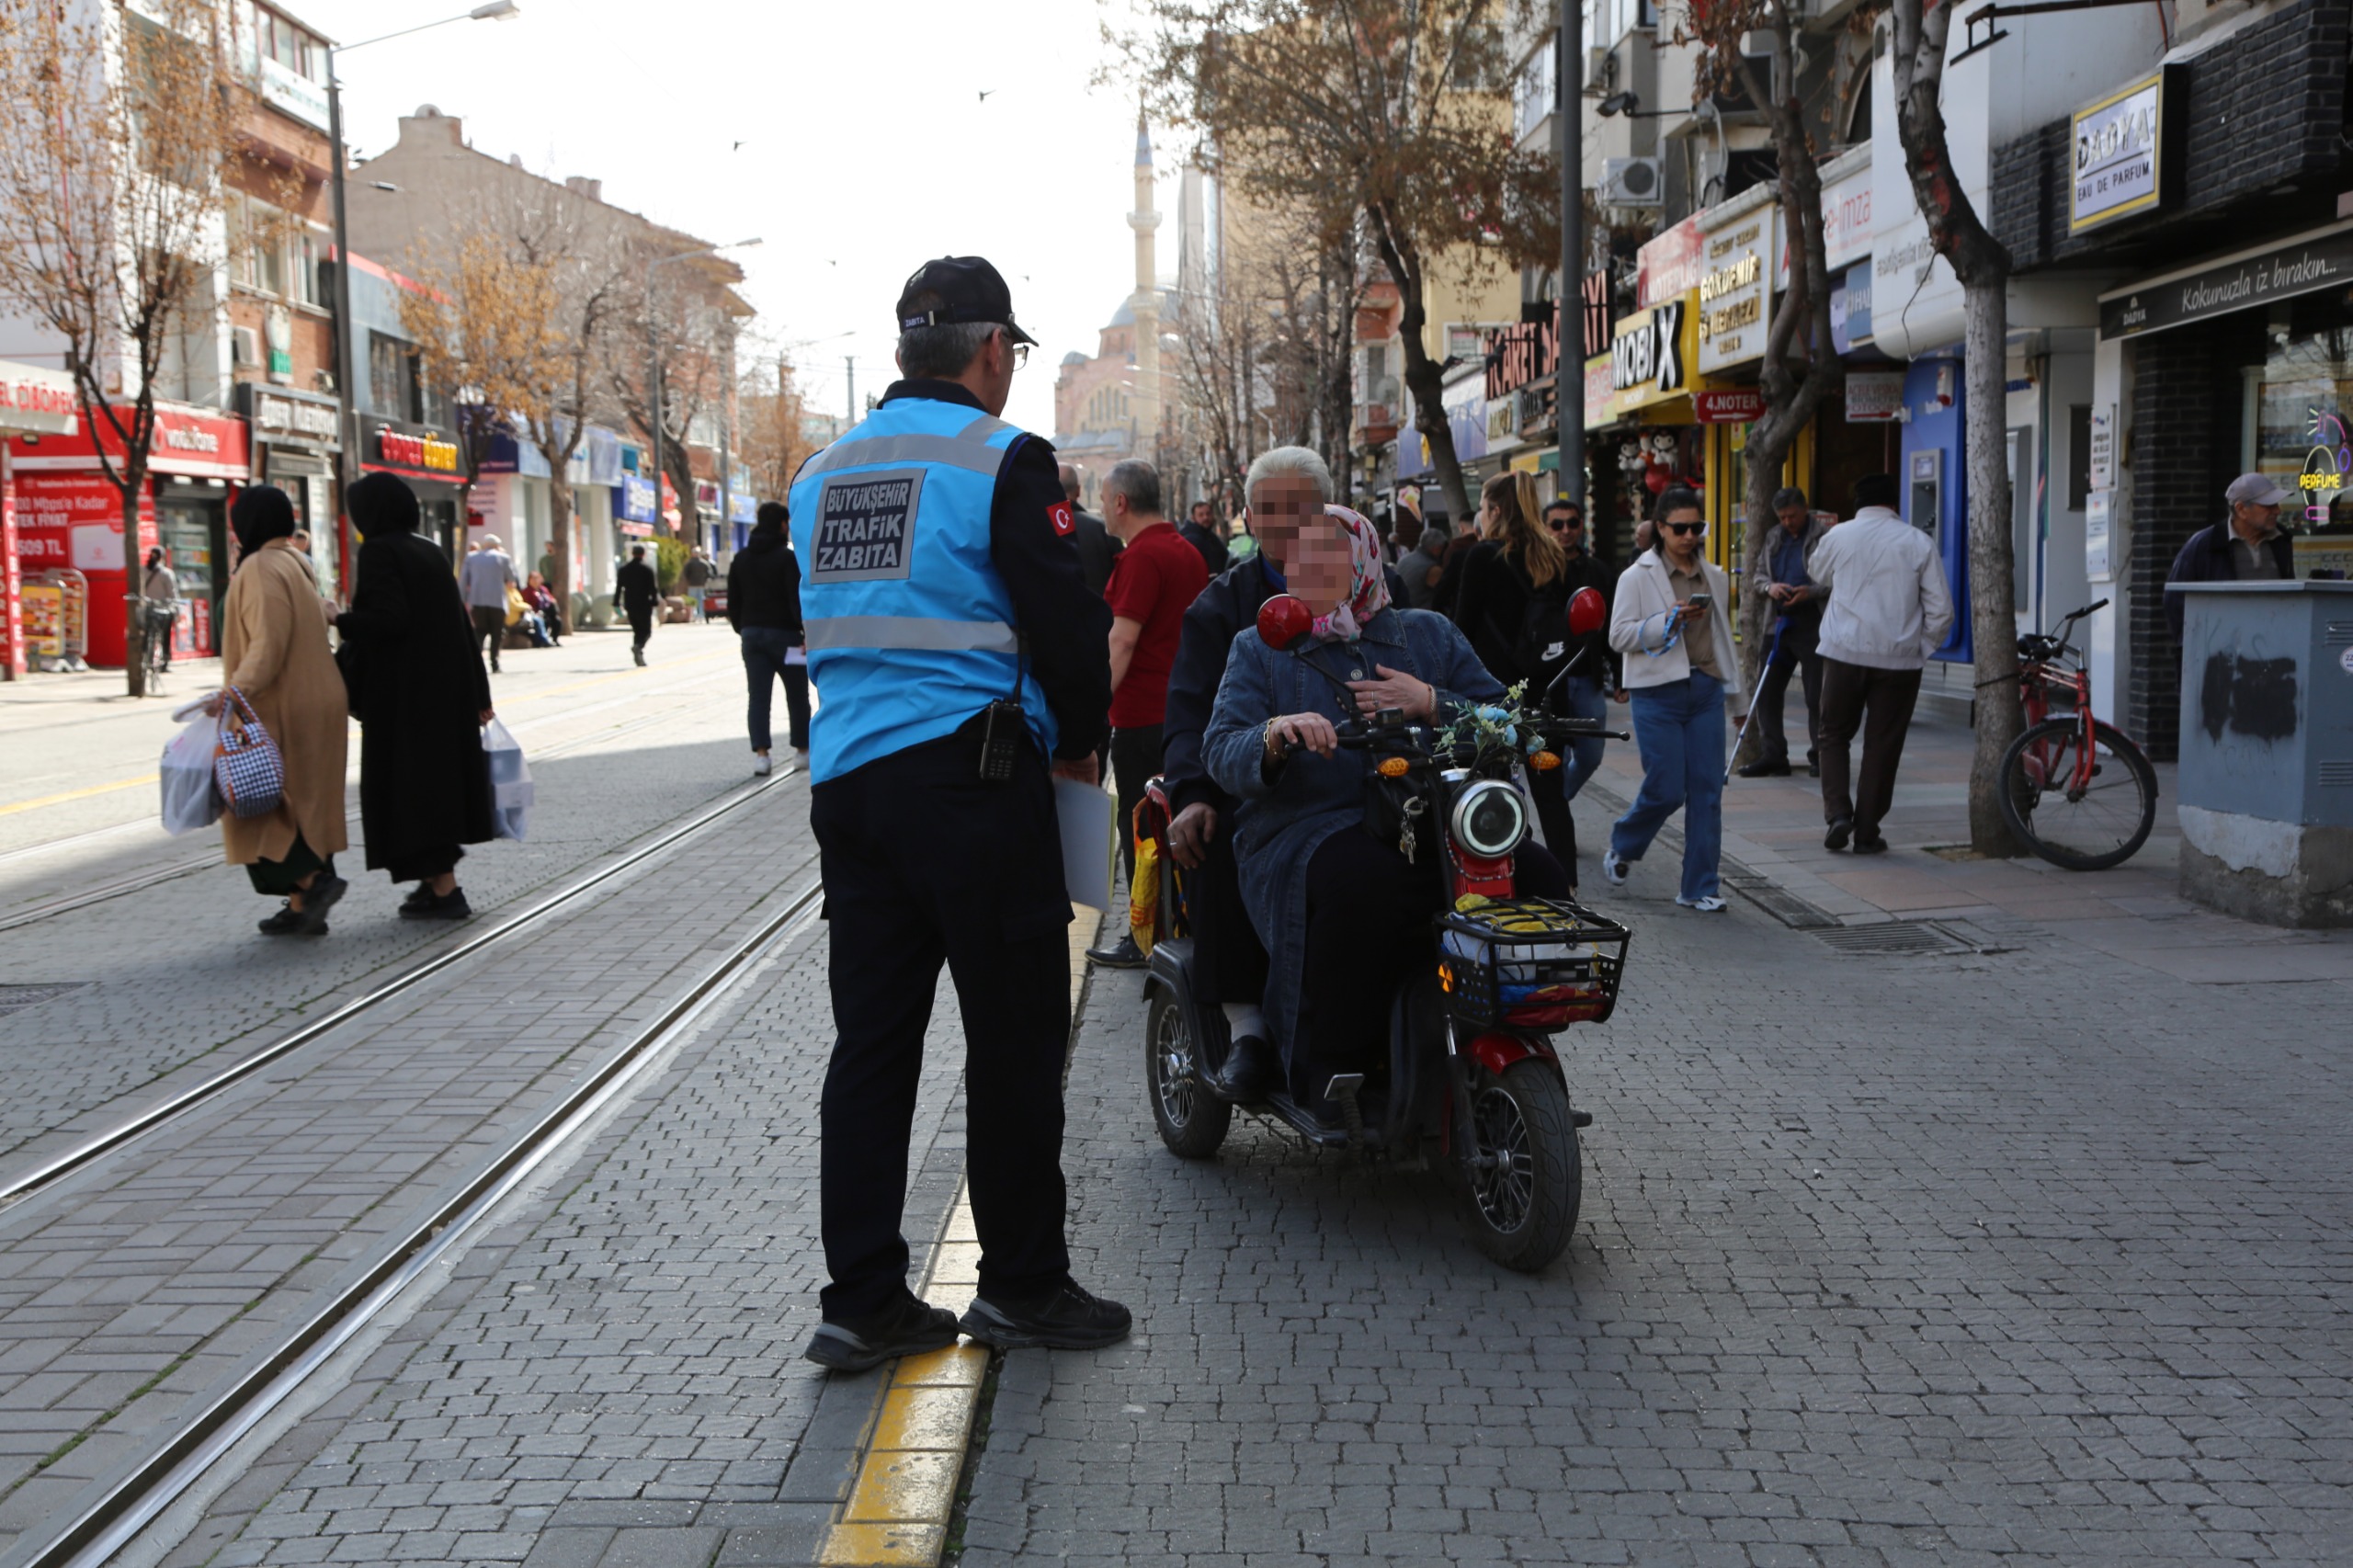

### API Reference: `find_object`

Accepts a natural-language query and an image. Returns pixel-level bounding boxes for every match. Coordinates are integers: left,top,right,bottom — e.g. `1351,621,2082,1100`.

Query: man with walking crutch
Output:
1737,488,1830,778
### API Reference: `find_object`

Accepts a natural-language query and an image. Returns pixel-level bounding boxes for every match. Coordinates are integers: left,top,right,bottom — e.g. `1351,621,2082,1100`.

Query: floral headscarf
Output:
1308,504,1393,642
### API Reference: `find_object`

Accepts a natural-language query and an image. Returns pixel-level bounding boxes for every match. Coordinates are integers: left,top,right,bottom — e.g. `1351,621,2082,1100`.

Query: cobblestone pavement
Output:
962,835,2353,1565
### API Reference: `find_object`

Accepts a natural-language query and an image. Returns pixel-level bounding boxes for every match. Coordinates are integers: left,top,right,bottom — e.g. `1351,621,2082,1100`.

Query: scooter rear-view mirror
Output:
1567,585,1606,638
1256,594,1315,652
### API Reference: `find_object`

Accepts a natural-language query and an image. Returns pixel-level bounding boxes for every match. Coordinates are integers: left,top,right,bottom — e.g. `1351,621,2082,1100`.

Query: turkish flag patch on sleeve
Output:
1048,501,1075,538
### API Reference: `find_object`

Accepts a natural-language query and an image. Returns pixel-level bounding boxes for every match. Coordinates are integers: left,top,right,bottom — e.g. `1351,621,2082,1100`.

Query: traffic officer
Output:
792,256,1127,1371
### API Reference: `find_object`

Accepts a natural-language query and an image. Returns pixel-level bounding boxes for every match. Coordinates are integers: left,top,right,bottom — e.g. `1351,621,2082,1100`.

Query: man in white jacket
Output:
1601,487,1742,912
1808,473,1956,853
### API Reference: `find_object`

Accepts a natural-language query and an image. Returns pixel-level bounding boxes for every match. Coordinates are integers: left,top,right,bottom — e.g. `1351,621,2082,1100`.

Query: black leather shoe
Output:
299,875,347,936
960,1280,1131,1350
803,1294,961,1372
1824,817,1853,851
1807,759,1821,778
1853,833,1889,855
1208,1034,1276,1103
1736,758,1792,778
1086,934,1145,969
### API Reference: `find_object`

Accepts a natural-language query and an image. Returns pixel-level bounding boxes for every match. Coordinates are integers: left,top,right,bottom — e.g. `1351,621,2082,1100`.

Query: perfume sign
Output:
2070,70,2177,235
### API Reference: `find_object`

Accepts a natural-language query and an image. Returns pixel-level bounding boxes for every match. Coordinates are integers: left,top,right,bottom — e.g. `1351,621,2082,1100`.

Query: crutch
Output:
1724,620,1782,786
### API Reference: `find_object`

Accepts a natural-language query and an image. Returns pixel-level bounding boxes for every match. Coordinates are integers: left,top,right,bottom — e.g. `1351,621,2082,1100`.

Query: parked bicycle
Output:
1997,598,2157,869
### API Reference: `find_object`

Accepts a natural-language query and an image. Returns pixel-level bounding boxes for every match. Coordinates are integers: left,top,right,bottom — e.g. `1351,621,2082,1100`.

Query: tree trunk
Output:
1393,303,1468,523
121,482,146,699
1962,275,2023,855
547,470,574,632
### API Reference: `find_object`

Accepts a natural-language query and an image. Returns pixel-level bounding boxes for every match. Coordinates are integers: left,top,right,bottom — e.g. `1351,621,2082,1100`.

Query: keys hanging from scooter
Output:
1398,795,1427,864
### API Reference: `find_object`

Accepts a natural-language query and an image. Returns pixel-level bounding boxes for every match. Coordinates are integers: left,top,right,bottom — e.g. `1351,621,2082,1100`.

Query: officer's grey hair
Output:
1102,460,1161,516
896,318,999,380
1245,445,1332,506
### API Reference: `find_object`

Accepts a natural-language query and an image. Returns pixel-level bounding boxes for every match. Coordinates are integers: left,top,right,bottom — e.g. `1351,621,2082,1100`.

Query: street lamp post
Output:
1559,0,1584,511
644,240,760,551
326,2,521,584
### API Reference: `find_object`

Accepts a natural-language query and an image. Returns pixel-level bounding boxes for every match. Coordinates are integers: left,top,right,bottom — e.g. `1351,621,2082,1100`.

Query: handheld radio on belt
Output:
978,642,1028,783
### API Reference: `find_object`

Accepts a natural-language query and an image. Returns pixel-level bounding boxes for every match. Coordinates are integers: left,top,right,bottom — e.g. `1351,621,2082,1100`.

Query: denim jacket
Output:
1201,606,1503,1062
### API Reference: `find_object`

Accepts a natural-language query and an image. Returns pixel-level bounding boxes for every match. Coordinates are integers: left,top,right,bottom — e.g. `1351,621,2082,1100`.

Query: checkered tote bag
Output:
212,687,286,819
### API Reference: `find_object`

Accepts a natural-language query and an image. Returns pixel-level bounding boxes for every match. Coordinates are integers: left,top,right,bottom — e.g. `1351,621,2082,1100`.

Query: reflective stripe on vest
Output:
795,415,1015,482
801,614,1021,654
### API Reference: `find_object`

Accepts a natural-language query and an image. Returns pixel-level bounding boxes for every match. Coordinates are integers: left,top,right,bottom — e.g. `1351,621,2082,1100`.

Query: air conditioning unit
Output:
231,325,260,366
1599,157,1663,207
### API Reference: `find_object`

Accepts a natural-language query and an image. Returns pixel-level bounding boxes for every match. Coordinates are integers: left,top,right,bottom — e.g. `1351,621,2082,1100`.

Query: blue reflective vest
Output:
788,397,1055,783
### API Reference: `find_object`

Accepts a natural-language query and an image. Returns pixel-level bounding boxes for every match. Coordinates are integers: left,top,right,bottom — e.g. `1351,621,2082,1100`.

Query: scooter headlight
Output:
1449,778,1529,858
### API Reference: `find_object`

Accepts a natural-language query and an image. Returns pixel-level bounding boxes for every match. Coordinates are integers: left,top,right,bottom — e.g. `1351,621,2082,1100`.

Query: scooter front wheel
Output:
1146,990,1232,1159
1457,1060,1580,1272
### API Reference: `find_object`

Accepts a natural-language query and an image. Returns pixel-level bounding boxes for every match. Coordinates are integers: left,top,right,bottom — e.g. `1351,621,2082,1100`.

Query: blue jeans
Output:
741,627,810,752
1610,673,1726,902
1555,674,1608,801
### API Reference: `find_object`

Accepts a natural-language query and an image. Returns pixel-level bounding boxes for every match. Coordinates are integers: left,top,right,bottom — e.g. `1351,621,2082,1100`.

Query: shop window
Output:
2246,302,2353,577
292,232,323,307
369,331,414,418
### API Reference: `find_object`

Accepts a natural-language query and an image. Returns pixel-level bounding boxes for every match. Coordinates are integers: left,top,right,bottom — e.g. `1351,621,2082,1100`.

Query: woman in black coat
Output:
335,472,497,920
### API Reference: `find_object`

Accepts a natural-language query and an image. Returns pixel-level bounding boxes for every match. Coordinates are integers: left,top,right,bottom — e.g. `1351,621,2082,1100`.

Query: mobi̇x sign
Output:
1610,301,1686,393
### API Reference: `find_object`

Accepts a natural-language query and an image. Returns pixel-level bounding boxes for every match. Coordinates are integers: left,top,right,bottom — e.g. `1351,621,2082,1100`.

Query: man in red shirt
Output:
1087,459,1209,968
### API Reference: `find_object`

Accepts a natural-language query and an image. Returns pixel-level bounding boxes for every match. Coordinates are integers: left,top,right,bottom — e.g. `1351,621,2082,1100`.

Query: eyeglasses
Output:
1010,342,1029,369
1663,521,1704,537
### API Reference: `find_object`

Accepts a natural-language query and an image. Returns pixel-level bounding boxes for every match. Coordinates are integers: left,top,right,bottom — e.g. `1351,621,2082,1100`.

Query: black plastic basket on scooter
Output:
1437,898,1631,1030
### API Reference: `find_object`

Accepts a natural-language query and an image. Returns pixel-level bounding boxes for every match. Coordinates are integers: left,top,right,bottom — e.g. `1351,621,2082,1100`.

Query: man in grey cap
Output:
2164,472,2297,639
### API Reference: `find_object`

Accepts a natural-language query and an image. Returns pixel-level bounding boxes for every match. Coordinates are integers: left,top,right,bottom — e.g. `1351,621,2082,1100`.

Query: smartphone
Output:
1686,593,1712,611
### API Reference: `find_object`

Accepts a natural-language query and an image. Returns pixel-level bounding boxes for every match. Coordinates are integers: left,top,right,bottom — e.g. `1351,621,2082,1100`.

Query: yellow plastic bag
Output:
504,582,527,627
1129,832,1160,956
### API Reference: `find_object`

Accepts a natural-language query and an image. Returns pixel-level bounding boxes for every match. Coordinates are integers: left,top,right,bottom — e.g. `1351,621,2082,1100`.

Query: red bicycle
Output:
1996,597,2158,870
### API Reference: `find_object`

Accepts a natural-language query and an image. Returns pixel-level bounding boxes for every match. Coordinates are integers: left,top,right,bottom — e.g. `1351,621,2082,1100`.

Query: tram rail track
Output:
0,757,801,1210
8,873,827,1568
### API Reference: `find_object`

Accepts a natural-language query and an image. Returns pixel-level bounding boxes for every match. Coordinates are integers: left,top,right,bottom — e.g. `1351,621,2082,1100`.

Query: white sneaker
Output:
1601,849,1628,887
1676,894,1728,913
752,753,772,777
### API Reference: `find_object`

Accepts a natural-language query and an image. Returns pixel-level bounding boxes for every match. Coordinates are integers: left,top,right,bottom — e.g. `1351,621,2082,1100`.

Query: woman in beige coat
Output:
209,485,350,936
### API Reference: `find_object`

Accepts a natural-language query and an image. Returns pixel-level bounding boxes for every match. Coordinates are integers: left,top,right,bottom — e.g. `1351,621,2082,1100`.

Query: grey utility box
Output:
2174,580,2353,926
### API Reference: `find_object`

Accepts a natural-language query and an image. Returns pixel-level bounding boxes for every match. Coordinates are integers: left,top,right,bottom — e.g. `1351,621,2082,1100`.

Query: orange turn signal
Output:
1529,750,1562,771
1377,756,1411,778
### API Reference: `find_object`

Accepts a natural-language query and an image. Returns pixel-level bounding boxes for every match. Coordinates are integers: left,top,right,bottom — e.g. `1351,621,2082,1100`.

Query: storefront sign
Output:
1486,397,1518,446
1699,207,1774,374
244,385,340,449
376,426,459,472
1583,357,1612,432
0,361,79,437
2086,491,2112,581
1693,388,1768,425
2088,407,2116,490
1,447,19,677
1846,370,1907,423
1610,300,1688,396
1484,317,1559,402
1637,216,1704,309
256,52,330,131
2071,70,2177,236
7,403,245,481
615,472,657,526
1821,162,1873,272
2100,221,2353,340
1831,262,1873,354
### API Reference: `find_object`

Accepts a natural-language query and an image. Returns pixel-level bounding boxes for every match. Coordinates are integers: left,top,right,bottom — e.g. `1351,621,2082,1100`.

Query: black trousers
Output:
626,606,653,652
1293,829,1567,1103
1526,761,1576,876
1817,658,1924,835
1185,820,1269,1012
471,605,506,666
812,723,1074,1320
1755,615,1824,766
1109,723,1162,884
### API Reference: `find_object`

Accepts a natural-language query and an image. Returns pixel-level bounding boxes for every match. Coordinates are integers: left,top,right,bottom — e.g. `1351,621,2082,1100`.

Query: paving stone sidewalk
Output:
961,887,2353,1564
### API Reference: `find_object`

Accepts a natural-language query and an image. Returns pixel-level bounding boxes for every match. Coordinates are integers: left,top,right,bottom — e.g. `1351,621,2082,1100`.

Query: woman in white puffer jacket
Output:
1602,486,1741,912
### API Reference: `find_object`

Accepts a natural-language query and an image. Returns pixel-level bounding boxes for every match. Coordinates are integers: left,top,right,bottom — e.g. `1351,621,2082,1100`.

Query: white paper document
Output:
1054,777,1115,912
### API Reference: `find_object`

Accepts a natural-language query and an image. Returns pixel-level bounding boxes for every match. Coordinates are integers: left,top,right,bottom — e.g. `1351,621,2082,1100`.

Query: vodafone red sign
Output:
7,401,247,480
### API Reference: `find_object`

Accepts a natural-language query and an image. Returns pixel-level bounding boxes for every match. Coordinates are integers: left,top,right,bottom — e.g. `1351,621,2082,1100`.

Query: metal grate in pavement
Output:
0,982,91,1017
1810,921,1973,957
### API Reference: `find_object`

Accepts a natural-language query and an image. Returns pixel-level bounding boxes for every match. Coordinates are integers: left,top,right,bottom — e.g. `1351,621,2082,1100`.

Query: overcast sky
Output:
299,0,1177,435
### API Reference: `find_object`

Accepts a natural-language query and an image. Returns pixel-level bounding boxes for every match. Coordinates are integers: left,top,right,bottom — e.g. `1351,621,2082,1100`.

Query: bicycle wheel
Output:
1998,717,2157,870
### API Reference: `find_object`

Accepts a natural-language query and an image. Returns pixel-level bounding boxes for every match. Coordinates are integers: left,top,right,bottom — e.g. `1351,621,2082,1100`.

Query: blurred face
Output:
1246,475,1322,571
1289,517,1357,611
1778,505,1808,537
1659,506,1705,565
1478,497,1505,539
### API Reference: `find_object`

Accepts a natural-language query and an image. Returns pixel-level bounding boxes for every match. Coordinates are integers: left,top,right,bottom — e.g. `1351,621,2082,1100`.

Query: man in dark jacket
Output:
1158,446,1333,1102
727,501,807,771
1739,487,1830,778
1058,462,1120,597
615,545,659,665
2165,472,2297,640
1540,496,1623,802
1177,499,1230,576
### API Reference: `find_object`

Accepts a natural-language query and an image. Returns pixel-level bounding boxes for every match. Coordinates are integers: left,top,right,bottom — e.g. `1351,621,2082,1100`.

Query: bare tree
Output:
604,258,741,542
1890,0,2022,855
0,0,292,695
1124,0,1554,524
503,207,627,618
735,343,816,504
1681,0,1845,756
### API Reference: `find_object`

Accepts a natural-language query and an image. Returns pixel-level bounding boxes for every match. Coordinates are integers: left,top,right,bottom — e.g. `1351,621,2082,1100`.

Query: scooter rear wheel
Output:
1146,990,1231,1159
1458,1060,1579,1273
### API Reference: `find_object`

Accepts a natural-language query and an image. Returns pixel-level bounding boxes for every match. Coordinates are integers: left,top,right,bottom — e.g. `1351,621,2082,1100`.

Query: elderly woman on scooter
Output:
1203,506,1572,1125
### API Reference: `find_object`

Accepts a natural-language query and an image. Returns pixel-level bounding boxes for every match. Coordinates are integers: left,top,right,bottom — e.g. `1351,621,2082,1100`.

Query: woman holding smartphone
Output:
1600,487,1741,912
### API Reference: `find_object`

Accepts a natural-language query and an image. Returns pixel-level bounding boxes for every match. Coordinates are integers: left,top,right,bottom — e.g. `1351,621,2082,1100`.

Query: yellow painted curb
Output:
0,773,157,817
813,904,1104,1565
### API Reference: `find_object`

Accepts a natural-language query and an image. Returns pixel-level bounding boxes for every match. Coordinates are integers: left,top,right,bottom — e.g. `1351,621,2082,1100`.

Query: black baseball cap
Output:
895,256,1037,346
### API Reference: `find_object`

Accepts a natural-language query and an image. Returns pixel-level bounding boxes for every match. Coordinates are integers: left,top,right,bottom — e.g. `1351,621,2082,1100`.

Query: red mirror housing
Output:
1567,585,1606,639
1256,594,1316,652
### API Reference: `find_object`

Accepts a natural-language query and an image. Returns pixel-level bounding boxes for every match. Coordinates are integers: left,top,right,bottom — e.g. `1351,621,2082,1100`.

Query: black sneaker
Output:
1735,758,1791,778
1853,833,1890,855
258,903,305,936
959,1280,1131,1350
1086,934,1145,970
802,1294,961,1372
299,874,347,936
400,887,473,921
400,884,436,913
1824,817,1853,851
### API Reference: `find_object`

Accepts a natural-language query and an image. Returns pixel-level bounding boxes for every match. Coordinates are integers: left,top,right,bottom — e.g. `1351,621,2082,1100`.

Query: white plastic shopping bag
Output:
483,717,533,842
159,699,222,835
